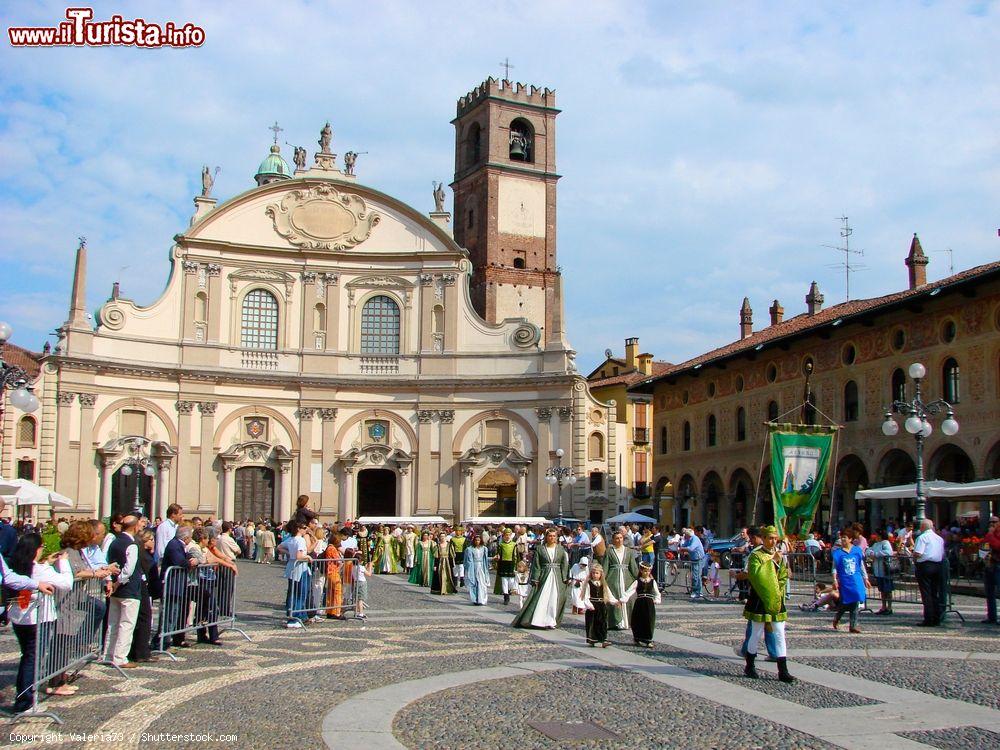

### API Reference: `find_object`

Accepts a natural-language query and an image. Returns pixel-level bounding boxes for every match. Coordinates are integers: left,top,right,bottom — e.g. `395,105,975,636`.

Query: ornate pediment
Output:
228,267,296,301
266,183,380,250
346,274,414,289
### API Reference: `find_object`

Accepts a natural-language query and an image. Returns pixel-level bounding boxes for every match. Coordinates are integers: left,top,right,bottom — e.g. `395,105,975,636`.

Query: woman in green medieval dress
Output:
512,528,569,629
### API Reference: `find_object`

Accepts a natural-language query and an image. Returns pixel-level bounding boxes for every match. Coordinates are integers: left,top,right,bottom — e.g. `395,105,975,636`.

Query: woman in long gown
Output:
512,528,569,629
324,532,345,619
464,536,491,605
430,533,456,595
408,531,434,586
601,531,639,630
625,562,661,647
372,526,401,574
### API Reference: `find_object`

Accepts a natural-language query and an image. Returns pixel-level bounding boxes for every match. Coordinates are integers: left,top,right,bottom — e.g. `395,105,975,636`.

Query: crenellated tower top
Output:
456,77,558,118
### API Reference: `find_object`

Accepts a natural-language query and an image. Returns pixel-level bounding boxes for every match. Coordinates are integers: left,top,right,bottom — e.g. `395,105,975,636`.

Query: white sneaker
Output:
285,621,303,629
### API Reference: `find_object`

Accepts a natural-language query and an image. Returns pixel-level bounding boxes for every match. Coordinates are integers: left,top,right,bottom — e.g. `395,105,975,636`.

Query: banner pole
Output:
826,428,841,538
750,425,771,525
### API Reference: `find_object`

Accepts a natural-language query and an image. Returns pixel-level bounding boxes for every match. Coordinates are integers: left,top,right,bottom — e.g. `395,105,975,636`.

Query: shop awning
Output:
855,478,1000,500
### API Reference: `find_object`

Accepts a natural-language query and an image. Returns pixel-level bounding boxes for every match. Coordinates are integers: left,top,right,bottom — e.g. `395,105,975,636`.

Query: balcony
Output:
633,427,649,444
360,356,400,375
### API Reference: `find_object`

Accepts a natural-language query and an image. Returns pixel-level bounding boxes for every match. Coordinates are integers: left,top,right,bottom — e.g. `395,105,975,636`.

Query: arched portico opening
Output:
476,469,517,517
834,455,869,531
111,466,152,519
357,469,397,517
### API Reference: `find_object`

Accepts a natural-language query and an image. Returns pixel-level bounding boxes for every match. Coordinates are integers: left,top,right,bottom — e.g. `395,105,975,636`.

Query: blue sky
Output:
1,1,997,372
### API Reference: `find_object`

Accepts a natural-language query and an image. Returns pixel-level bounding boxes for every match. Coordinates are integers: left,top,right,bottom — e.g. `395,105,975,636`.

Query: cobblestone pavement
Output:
0,563,997,749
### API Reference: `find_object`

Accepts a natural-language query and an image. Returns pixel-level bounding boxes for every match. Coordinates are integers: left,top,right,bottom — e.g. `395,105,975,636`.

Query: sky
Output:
1,1,997,373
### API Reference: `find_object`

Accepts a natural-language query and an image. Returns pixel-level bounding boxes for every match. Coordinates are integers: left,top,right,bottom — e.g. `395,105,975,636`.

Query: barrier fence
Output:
862,555,964,623
153,563,250,658
784,552,819,598
11,578,112,725
282,556,363,624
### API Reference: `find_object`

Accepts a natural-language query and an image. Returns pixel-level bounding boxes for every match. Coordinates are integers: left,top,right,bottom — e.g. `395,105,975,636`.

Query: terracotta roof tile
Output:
2,343,42,381
630,260,1000,391
588,360,672,388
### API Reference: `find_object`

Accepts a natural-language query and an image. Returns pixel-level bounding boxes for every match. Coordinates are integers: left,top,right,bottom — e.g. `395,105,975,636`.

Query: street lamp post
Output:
117,437,156,518
544,447,576,520
881,362,960,523
0,322,41,457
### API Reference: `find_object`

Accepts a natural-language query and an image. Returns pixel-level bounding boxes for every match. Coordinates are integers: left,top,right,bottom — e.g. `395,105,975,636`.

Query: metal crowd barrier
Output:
657,555,703,596
283,556,363,625
153,563,250,658
784,552,818,597
10,578,112,725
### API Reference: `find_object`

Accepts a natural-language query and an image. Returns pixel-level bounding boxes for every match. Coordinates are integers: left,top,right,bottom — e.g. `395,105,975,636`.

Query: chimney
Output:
905,233,929,289
806,281,824,315
624,337,639,369
638,353,653,376
769,299,784,326
111,281,120,300
739,297,753,339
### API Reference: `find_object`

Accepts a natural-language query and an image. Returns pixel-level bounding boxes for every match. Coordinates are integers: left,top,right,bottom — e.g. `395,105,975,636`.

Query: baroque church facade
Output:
36,78,617,524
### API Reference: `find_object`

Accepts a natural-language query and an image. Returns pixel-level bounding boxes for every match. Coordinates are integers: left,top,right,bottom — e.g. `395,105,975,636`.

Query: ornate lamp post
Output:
544,447,577,519
881,362,960,522
0,322,41,455
117,437,156,518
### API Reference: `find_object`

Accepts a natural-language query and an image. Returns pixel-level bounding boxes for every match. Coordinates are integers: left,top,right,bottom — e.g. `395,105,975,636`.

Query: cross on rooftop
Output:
499,57,514,80
268,121,283,145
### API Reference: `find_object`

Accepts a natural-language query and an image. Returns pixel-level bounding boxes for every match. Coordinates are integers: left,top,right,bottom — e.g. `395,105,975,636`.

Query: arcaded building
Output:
36,78,617,524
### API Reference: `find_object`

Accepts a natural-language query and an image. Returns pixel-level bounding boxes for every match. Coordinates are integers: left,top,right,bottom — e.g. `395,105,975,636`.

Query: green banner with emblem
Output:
769,426,835,537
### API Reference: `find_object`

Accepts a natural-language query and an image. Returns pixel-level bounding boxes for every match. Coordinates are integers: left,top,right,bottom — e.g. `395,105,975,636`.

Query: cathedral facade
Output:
35,78,617,524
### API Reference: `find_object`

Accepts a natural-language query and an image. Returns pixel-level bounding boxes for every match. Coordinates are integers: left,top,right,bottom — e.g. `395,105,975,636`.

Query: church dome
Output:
254,144,292,186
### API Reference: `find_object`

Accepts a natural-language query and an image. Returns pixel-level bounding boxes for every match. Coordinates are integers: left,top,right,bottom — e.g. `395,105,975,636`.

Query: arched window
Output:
682,421,691,451
767,400,779,421
508,118,533,162
466,122,481,165
942,357,960,404
16,416,36,448
512,257,526,269
891,368,906,403
843,380,859,421
588,432,605,460
707,414,717,447
240,289,278,350
659,425,668,454
736,407,746,442
360,295,400,355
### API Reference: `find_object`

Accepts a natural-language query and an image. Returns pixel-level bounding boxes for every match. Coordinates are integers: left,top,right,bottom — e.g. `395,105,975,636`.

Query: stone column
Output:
278,462,293,522
322,274,339,351
181,261,199,340
437,410,455,517
55,392,76,497
535,407,553,516
442,273,458,351
175,401,195,509
340,466,354,522
418,274,435,353
319,409,338,516
76,393,97,513
516,469,527,516
155,457,172,521
296,408,315,502
300,273,316,350
222,461,236,522
198,402,218,513
399,468,412,517
558,406,576,516
206,264,222,343
462,467,474,521
416,410,434,513
98,457,115,520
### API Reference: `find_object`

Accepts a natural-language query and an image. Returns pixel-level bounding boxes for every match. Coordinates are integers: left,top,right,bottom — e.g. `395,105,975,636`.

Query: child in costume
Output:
568,556,591,614
625,561,661,647
577,562,617,647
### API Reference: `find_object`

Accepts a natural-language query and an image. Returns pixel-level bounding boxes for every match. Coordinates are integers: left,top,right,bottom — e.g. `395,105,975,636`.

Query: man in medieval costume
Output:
741,525,796,683
408,530,434,587
602,531,639,630
449,527,468,587
402,525,418,573
493,527,519,605
512,528,569,629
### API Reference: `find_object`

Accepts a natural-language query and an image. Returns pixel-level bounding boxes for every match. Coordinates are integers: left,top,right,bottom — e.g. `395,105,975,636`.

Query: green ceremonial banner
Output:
769,427,835,538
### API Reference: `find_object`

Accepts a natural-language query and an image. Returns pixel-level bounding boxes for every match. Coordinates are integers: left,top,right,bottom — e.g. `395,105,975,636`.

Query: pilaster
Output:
296,407,316,502
55,392,75,496
197,401,218,513
76,393,97,512
175,400,195,509
535,407,552,516
437,410,455,517
320,408,338,516
417,409,434,513
206,264,222,343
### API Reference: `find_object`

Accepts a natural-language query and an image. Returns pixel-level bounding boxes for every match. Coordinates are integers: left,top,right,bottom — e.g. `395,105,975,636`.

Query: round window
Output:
892,328,906,351
941,319,957,343
707,382,717,398
766,363,777,383
842,343,856,365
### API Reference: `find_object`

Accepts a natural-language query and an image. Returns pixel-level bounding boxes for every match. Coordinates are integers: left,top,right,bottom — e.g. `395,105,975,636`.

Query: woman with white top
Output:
5,533,74,712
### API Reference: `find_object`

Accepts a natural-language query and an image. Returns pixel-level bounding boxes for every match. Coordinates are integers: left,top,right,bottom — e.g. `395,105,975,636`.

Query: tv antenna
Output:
822,215,867,300
943,247,954,275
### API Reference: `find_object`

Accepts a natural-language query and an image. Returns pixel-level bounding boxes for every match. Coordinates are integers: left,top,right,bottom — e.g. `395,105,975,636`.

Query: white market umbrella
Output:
855,478,1000,501
0,478,75,507
607,511,658,523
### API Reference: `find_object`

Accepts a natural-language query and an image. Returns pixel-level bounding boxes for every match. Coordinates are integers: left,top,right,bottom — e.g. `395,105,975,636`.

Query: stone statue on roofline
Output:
293,146,307,171
433,181,446,212
318,122,333,153
344,151,357,175
201,165,219,197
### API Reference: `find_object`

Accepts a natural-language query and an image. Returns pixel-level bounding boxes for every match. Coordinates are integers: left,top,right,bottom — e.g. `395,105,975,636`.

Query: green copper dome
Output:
254,144,291,184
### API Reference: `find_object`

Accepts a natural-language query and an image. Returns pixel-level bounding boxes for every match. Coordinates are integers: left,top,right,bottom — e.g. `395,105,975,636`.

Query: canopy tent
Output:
607,511,658,523
355,516,448,525
855,478,1000,500
461,516,550,526
0,478,74,507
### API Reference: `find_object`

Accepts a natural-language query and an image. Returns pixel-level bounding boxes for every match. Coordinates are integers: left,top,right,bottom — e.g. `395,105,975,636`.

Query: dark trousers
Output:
128,590,153,661
835,601,860,628
985,564,999,623
916,560,944,624
196,580,219,642
160,585,190,647
12,623,38,712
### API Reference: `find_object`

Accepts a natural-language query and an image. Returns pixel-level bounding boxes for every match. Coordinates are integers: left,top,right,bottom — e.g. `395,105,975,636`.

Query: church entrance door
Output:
357,469,396,516
111,467,152,519
235,466,275,522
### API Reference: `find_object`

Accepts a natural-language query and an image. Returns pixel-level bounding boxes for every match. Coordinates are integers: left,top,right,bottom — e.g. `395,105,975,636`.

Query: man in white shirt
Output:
216,522,243,560
155,504,183,564
913,518,946,626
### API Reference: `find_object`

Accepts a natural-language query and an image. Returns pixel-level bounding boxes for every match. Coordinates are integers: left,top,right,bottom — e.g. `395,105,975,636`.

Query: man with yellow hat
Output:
741,525,795,683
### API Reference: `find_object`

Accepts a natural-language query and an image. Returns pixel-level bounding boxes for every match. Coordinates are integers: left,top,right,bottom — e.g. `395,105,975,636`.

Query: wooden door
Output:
234,466,275,522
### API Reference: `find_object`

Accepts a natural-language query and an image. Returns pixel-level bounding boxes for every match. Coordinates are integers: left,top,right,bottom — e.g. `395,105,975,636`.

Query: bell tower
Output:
451,78,560,337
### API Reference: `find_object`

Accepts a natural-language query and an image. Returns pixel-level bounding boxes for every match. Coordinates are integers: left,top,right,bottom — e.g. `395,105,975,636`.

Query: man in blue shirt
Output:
0,499,18,559
681,528,706,599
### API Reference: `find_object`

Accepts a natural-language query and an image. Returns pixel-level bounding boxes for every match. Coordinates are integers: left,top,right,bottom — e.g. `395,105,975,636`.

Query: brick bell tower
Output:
451,78,560,338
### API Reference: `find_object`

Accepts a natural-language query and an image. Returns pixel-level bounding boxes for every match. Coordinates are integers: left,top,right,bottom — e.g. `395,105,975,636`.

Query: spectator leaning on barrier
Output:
161,526,197,649
867,531,895,616
217,522,242,561
104,515,142,668
155,504,183,564
128,529,160,663
680,528,706,599
279,520,310,629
